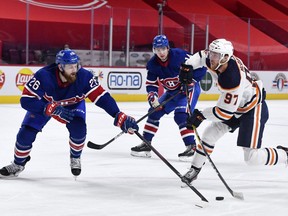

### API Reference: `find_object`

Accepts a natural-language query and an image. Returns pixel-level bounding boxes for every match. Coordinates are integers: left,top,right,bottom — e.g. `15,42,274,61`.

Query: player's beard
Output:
62,71,77,83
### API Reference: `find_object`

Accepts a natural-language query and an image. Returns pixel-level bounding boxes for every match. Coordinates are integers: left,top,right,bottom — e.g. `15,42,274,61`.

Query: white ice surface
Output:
0,100,288,216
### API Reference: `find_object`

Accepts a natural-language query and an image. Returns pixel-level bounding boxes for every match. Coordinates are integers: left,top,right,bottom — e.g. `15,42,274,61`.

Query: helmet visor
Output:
208,51,221,61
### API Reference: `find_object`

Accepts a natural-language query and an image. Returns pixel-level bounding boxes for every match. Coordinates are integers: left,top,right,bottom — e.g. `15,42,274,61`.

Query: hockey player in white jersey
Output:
181,38,288,184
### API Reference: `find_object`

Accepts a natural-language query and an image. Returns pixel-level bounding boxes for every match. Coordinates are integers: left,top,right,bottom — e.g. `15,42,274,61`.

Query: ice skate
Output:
178,144,196,162
70,157,81,177
277,145,288,163
131,142,151,158
182,166,201,185
0,156,30,177
276,145,288,154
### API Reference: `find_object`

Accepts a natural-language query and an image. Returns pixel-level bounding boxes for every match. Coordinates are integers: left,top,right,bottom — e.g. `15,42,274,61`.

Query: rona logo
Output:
15,68,34,92
0,70,5,90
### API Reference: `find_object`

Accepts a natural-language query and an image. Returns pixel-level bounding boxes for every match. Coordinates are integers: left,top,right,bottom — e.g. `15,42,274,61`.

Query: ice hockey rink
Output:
0,100,287,216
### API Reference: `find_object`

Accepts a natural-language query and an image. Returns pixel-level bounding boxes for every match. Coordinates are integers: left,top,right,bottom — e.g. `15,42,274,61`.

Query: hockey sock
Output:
14,126,38,165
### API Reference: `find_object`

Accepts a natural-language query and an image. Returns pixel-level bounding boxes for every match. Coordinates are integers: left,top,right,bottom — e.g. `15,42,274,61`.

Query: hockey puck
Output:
215,196,224,201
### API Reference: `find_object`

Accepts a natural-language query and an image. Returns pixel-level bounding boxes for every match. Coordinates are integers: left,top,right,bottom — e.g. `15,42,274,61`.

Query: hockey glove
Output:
114,112,139,134
147,92,161,109
179,63,194,84
187,109,206,129
44,102,74,124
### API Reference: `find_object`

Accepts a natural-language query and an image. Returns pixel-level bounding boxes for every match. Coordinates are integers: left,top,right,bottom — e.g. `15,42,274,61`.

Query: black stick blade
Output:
87,141,108,150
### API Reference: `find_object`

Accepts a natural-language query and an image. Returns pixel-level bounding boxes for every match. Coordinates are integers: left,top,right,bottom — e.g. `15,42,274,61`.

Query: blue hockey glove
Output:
187,109,206,129
114,112,139,134
147,92,161,109
179,63,194,84
44,102,74,124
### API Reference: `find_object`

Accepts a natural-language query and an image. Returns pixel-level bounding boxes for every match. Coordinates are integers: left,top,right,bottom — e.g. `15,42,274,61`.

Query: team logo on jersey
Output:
200,71,213,91
272,73,288,92
0,70,5,90
15,68,34,92
44,93,86,106
161,77,180,90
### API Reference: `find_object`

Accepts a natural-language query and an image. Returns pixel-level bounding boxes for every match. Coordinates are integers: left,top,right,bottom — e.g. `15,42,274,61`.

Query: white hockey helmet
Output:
209,39,234,69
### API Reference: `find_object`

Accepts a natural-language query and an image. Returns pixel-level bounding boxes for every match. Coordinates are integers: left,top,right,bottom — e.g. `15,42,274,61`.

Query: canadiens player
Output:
181,38,288,183
130,35,206,161
0,49,138,178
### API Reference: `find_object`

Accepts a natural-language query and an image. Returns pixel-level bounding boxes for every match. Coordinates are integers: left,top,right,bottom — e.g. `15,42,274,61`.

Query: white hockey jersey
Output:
185,50,265,122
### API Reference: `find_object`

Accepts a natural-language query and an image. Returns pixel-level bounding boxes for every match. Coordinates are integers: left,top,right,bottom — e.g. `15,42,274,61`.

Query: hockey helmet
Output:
209,39,234,60
208,39,234,69
55,49,80,65
152,35,169,49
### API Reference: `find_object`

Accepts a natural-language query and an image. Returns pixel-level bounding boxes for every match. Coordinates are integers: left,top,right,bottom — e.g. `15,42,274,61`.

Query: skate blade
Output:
73,175,79,181
130,151,151,158
178,156,193,162
180,181,193,188
0,175,19,179
0,171,21,178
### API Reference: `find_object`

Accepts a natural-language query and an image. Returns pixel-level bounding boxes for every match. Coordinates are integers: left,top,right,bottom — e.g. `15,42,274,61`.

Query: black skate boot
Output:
182,166,201,184
277,145,288,153
277,146,288,162
131,142,151,158
0,156,31,177
70,157,81,177
178,144,196,161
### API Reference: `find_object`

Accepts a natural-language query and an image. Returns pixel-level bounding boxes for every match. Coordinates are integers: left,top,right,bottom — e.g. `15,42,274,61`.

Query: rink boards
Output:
0,66,287,103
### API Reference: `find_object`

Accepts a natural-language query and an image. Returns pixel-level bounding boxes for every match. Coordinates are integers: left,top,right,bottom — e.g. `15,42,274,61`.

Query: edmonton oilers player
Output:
182,39,288,184
0,49,138,178
130,35,206,161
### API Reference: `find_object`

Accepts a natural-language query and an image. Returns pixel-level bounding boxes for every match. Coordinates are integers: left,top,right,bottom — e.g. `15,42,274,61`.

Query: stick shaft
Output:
135,131,208,202
87,91,181,150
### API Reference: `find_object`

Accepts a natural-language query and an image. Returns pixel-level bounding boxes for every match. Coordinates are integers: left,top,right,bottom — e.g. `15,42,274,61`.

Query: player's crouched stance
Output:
181,38,288,185
0,49,138,178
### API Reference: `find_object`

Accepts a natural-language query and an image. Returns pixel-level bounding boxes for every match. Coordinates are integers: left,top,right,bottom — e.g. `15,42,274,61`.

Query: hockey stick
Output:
87,91,181,150
134,130,209,204
193,127,244,200
184,83,244,200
